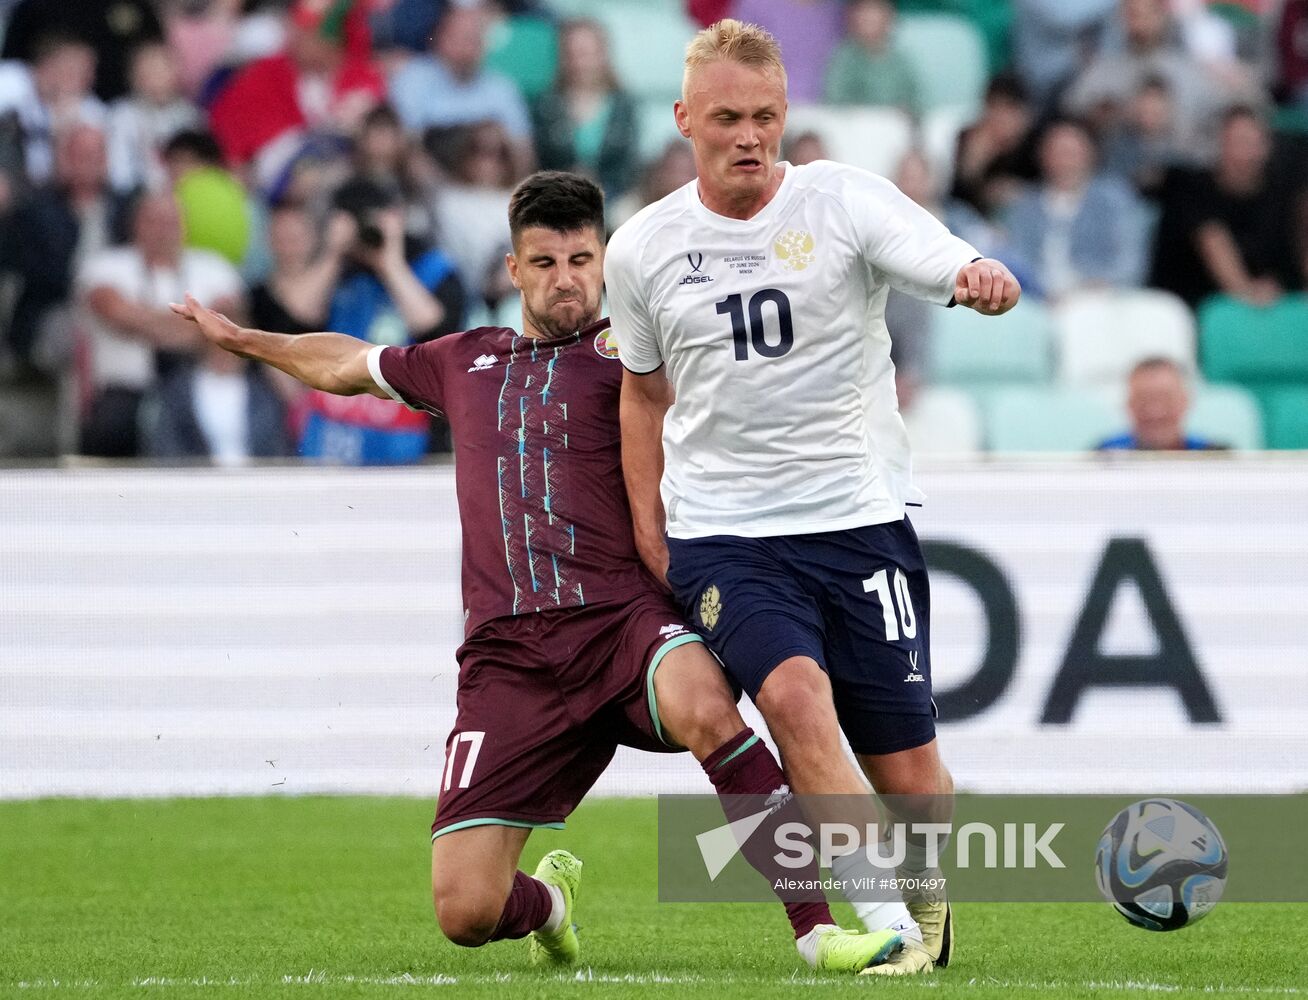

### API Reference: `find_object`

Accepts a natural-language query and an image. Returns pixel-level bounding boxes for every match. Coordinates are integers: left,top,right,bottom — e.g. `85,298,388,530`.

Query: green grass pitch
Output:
2,796,1303,998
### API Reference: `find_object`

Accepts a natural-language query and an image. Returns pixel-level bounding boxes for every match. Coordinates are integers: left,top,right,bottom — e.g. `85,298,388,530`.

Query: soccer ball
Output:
1095,798,1228,931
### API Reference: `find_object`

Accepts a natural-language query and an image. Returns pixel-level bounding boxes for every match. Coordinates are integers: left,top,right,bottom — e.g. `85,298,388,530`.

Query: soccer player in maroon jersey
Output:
169,172,902,972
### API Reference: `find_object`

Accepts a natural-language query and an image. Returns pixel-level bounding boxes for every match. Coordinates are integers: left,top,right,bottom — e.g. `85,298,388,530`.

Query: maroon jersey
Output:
373,320,653,634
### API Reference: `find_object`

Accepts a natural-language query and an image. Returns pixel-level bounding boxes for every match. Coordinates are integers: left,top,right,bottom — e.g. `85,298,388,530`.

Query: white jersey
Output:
605,159,979,539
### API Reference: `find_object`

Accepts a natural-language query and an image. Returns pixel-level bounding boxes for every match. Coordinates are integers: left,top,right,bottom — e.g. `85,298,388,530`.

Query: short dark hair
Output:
31,32,90,63
984,72,1029,107
1220,104,1266,131
1040,114,1100,151
361,103,403,132
508,171,605,244
162,129,225,166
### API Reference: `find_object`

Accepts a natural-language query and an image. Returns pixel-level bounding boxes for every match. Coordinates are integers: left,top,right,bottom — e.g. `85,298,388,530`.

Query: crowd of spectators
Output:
0,0,1305,462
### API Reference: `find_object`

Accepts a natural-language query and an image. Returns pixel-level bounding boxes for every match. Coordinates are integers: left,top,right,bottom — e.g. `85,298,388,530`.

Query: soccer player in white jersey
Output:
607,20,1020,976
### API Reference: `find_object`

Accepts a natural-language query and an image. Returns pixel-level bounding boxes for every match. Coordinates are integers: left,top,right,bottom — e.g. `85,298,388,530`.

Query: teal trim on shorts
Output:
711,732,760,772
431,817,566,842
646,632,704,748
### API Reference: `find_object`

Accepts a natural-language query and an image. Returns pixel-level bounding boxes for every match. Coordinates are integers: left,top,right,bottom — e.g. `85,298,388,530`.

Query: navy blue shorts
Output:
666,518,936,756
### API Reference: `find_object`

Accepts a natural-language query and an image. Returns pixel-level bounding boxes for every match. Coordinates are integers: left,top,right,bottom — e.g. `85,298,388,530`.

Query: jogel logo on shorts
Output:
699,585,722,631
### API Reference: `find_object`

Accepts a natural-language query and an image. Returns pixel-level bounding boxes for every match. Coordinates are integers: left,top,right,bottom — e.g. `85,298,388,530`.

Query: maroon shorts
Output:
431,591,703,840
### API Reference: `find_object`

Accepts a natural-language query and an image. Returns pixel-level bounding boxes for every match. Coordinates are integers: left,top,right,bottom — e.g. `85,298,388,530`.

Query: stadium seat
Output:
484,16,558,100
928,298,1055,384
894,14,987,113
1053,289,1196,386
894,0,1013,72
1260,386,1308,450
984,385,1123,451
901,385,983,455
636,97,684,163
1187,384,1264,450
920,105,970,189
1199,294,1308,385
784,105,913,178
1272,104,1308,136
555,0,684,14
592,4,699,102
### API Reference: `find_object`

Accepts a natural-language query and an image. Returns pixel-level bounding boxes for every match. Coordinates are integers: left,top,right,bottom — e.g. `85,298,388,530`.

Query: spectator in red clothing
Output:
209,0,384,194
686,0,734,29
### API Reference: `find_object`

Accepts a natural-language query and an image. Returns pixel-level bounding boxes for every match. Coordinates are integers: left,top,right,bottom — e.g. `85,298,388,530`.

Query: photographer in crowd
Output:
297,176,464,463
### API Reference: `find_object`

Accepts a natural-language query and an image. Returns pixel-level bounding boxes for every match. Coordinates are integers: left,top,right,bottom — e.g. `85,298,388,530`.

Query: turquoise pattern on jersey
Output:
496,335,585,614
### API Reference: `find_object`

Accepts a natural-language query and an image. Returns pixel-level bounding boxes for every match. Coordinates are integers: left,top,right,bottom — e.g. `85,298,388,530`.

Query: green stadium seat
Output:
928,298,1054,384
593,4,699,101
983,385,1122,451
1272,105,1308,136
636,97,684,163
1187,383,1263,450
894,14,987,113
1260,387,1308,450
894,0,1013,72
1053,289,1196,386
485,16,558,100
555,0,684,14
1198,294,1308,385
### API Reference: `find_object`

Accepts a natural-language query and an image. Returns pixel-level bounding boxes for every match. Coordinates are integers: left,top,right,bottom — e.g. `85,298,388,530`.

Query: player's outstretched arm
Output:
954,258,1021,315
170,294,388,398
620,367,674,588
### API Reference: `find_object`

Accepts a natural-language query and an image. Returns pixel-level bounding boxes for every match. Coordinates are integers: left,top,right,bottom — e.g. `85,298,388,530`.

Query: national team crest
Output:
774,230,816,271
593,327,620,359
699,585,723,631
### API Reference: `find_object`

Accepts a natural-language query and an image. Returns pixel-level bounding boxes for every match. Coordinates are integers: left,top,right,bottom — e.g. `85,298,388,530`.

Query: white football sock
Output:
830,848,922,942
539,881,566,934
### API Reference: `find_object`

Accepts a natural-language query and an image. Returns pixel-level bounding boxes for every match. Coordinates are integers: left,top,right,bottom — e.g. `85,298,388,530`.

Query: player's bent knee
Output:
679,687,745,751
654,644,745,752
434,890,503,948
757,660,837,733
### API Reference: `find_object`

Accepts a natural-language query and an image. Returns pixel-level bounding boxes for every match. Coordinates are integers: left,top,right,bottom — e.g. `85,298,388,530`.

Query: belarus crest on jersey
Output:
594,327,620,359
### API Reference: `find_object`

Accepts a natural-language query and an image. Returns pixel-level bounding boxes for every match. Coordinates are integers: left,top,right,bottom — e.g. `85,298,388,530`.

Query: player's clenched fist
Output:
954,259,1021,315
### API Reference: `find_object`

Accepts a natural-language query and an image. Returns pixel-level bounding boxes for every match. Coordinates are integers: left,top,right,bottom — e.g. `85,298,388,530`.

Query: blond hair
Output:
682,19,787,99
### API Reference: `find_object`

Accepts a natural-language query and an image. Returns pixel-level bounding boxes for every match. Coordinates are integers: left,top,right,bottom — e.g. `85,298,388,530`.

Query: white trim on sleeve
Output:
367,345,413,409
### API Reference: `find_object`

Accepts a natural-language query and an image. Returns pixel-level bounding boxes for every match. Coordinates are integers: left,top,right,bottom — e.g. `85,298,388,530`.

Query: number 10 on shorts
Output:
863,568,917,641
441,730,485,791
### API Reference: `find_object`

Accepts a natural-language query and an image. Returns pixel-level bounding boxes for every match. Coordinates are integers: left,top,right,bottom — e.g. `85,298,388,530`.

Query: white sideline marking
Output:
9,972,1305,993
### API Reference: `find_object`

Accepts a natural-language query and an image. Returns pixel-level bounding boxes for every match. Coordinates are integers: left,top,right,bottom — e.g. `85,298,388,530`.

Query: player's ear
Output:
505,250,521,290
674,100,692,139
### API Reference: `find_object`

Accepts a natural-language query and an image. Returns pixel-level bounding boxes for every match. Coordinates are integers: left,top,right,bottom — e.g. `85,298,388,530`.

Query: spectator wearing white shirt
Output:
105,42,201,195
76,189,245,456
142,337,291,465
0,33,106,184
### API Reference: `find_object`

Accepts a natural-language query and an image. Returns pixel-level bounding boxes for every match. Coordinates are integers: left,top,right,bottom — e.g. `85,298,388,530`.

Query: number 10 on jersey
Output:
716,289,795,361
